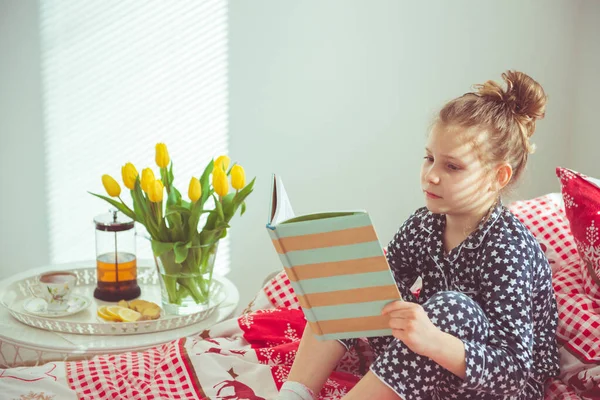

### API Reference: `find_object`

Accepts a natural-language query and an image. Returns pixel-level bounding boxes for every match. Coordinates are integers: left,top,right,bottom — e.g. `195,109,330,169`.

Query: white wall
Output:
570,1,600,178
227,0,580,307
0,0,49,280
0,0,592,310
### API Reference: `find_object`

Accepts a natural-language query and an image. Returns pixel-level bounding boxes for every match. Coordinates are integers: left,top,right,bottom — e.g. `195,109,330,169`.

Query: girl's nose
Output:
425,168,440,185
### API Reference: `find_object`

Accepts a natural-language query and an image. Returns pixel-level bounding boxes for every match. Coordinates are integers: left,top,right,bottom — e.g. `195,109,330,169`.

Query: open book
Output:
266,174,402,341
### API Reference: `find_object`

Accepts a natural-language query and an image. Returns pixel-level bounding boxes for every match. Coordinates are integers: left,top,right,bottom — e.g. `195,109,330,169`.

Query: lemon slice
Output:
97,306,120,322
117,307,142,322
106,306,129,321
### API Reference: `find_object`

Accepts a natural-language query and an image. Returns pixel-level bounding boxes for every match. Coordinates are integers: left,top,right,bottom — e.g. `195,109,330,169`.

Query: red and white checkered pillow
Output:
509,190,599,362
508,192,581,274
263,270,300,309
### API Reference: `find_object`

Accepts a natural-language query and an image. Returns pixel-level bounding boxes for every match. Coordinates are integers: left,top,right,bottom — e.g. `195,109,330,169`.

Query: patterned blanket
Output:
0,286,371,400
1,266,598,399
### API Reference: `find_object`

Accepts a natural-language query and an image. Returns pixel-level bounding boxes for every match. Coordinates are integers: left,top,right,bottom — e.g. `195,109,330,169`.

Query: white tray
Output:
0,266,228,335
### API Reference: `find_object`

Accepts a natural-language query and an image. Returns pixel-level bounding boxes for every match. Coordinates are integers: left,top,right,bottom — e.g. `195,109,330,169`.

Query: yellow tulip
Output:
212,166,229,197
214,155,231,172
188,177,202,202
148,180,164,203
155,143,170,168
121,162,138,190
141,168,155,193
231,165,245,190
102,174,121,197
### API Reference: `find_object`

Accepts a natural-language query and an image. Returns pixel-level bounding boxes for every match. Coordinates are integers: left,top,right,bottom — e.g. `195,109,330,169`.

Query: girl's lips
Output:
424,190,441,199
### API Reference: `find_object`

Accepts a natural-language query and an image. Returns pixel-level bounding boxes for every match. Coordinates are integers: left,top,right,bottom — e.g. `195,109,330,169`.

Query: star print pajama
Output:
338,205,559,399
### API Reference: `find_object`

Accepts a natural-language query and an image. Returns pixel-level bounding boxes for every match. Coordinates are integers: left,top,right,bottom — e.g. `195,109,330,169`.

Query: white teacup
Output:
28,271,77,311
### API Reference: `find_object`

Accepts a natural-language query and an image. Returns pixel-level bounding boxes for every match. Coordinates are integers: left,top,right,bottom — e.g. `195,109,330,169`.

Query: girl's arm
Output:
382,301,467,379
385,208,427,287
427,331,466,379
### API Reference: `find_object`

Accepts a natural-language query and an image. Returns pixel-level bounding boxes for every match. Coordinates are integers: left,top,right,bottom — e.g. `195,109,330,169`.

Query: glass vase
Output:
152,240,219,316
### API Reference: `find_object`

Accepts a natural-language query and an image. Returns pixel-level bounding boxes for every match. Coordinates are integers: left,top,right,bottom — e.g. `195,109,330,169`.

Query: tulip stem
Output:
162,167,171,195
118,196,136,221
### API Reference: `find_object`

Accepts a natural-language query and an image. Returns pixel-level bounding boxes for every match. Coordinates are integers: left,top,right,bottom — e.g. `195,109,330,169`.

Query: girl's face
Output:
421,124,498,216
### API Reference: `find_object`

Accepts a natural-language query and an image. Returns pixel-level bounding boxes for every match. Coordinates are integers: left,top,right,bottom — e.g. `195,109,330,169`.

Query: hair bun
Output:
475,71,547,124
474,70,547,153
502,70,547,123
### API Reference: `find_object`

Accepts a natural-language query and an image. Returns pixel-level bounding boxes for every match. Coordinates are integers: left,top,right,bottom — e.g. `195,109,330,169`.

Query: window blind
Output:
39,1,230,274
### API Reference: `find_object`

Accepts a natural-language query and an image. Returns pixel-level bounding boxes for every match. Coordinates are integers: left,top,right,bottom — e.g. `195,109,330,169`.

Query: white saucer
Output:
22,294,92,318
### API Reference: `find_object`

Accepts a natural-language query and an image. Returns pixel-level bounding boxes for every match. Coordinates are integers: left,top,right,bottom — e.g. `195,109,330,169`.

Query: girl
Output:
277,71,559,400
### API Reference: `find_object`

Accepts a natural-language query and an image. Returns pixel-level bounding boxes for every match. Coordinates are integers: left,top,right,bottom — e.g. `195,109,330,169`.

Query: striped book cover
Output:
266,175,402,341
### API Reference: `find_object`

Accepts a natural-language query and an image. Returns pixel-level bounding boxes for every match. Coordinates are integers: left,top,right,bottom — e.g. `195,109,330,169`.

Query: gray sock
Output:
277,381,316,400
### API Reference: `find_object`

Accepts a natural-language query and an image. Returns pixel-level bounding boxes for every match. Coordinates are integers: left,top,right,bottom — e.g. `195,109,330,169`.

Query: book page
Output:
270,175,295,225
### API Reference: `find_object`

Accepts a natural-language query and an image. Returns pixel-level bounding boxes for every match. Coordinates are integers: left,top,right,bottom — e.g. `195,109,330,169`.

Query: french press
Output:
93,210,141,301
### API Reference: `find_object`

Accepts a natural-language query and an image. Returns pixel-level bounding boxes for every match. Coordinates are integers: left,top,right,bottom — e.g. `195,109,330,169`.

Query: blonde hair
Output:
436,70,547,186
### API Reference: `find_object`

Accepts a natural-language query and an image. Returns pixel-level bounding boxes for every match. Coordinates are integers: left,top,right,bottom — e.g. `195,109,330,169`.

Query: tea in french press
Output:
93,210,141,301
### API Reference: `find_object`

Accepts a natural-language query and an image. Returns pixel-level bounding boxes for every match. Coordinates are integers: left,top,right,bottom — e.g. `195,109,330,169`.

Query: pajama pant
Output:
337,287,543,400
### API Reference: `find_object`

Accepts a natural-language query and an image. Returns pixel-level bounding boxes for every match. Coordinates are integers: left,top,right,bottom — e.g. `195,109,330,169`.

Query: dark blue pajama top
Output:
386,202,560,394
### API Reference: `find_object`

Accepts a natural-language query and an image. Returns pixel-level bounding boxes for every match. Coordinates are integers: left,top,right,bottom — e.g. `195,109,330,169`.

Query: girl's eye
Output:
423,156,433,162
447,164,460,171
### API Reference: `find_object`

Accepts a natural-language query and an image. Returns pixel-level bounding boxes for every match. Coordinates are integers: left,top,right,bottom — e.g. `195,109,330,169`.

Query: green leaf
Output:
160,167,169,193
241,201,247,216
213,194,225,221
202,209,218,232
131,190,144,221
222,193,235,220
89,192,137,221
165,205,191,218
236,177,256,203
165,188,184,240
173,241,190,263
169,162,175,185
226,162,237,176
188,198,211,237
131,180,150,227
199,160,214,205
198,228,218,246
131,180,156,232
167,185,182,208
151,240,174,257
180,199,192,209
225,177,255,220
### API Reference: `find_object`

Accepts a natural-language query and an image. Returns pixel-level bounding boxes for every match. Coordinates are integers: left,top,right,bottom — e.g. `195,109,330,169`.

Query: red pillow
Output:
556,167,600,294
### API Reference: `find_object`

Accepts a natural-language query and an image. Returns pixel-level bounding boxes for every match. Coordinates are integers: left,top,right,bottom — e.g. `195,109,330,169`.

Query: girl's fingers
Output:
381,300,419,315
385,308,423,319
392,329,407,340
388,318,407,330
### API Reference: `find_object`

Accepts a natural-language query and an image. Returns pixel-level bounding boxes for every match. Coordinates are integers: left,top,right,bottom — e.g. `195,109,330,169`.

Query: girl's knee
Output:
425,291,483,314
423,291,489,341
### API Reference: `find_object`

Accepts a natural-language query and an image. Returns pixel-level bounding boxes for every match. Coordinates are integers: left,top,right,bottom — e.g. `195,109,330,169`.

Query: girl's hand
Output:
382,300,442,357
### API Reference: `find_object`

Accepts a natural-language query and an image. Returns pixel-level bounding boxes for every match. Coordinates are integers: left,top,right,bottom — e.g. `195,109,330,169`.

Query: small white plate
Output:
22,294,92,318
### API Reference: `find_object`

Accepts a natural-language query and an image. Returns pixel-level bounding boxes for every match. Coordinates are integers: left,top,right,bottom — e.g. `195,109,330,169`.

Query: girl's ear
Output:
495,163,513,190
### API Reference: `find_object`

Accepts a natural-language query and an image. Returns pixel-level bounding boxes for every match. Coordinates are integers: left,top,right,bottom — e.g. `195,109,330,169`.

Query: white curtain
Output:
40,0,230,274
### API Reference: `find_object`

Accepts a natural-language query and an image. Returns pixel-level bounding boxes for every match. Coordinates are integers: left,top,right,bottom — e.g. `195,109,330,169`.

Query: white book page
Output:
271,175,295,225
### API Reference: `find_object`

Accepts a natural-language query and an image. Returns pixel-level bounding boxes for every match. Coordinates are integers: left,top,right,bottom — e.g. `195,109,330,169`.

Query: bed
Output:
1,167,598,399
